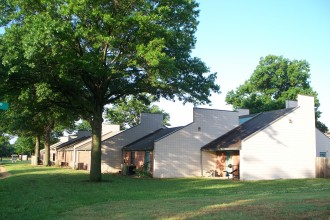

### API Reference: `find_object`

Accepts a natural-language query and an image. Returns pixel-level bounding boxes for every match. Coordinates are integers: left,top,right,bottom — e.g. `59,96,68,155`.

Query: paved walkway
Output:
0,165,10,179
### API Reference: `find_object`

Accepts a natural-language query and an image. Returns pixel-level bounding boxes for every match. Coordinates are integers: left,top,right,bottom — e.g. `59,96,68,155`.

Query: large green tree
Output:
0,0,220,181
106,95,170,129
226,55,328,132
0,73,77,165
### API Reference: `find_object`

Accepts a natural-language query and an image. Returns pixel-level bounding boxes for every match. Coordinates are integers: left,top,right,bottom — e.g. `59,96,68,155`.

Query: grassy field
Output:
0,159,329,220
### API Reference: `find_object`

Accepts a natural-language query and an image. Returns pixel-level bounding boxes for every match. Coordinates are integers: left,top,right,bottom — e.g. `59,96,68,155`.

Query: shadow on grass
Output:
1,162,330,220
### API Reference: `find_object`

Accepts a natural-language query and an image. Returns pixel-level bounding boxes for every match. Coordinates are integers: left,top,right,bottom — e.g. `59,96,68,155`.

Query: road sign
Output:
0,102,9,110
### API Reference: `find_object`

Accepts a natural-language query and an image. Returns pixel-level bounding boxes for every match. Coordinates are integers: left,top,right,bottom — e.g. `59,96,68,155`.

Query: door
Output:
145,151,150,174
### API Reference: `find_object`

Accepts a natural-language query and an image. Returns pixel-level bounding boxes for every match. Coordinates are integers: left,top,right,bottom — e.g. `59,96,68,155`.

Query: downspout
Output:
121,148,125,175
73,145,76,170
200,149,203,177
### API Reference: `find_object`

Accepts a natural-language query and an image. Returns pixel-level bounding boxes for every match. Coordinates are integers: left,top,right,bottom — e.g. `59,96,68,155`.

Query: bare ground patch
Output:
0,165,11,179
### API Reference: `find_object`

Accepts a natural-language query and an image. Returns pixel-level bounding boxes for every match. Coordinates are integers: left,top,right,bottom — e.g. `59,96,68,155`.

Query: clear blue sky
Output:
158,0,330,130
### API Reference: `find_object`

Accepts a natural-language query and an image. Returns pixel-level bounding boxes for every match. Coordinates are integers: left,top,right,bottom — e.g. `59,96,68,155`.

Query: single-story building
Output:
52,113,167,172
108,95,321,180
40,130,91,165
152,108,240,178
48,95,328,181
122,127,182,175
69,126,122,170
101,113,164,173
201,95,317,180
40,124,120,169
56,136,91,168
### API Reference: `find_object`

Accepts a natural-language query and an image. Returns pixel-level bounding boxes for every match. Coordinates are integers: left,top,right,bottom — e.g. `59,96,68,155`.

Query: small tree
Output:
226,55,328,132
14,136,34,155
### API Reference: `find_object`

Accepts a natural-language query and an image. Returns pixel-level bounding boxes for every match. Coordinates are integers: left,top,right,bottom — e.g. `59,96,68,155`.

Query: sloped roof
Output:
49,141,64,150
57,136,90,151
201,108,296,151
123,127,182,151
74,131,122,151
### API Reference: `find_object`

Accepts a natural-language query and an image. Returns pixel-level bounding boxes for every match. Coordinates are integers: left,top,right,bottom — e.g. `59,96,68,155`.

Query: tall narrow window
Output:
145,151,150,174
131,151,136,165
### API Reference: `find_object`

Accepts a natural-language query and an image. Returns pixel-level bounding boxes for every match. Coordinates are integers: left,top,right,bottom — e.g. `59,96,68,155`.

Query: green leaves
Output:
136,38,166,67
105,95,170,130
226,55,328,132
1,0,220,180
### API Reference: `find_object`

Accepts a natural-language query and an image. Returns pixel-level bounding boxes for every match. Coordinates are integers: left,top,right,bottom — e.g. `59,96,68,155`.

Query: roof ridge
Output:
122,128,165,149
202,107,297,151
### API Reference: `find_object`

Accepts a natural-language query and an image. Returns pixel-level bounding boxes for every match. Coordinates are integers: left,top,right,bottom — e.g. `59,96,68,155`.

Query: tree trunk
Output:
43,121,54,166
89,105,103,182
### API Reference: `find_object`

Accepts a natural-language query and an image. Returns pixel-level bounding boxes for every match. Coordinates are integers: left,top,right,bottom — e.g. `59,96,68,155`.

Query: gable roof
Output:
201,108,296,151
123,127,182,151
74,131,122,151
56,136,91,151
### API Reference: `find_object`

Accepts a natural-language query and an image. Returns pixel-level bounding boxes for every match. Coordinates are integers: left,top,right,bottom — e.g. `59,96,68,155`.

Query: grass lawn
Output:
0,159,330,220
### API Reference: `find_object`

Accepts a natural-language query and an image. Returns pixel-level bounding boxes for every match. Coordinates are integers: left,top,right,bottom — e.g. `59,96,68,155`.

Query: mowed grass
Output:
0,159,330,220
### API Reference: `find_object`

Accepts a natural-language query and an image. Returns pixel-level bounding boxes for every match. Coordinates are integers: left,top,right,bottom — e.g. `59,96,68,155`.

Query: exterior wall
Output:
202,151,216,177
237,109,249,116
153,108,239,178
47,130,91,166
50,149,56,165
240,95,316,180
122,151,153,174
316,129,330,157
216,152,227,177
202,151,239,178
135,151,145,168
124,151,145,168
102,124,120,134
101,113,163,173
231,152,240,178
69,130,121,170
77,151,91,170
57,150,73,167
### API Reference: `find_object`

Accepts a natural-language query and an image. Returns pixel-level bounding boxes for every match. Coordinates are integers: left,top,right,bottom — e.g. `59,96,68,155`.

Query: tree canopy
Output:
105,95,170,129
226,55,328,132
0,0,220,181
14,136,34,155
0,134,13,157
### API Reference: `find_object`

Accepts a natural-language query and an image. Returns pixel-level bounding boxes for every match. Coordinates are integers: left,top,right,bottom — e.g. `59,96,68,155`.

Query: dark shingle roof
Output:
57,136,91,151
123,127,182,151
201,108,296,151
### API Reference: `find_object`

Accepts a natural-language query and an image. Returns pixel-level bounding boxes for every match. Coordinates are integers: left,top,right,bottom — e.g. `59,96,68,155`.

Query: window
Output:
145,151,150,174
130,151,136,165
320,152,326,157
52,153,56,161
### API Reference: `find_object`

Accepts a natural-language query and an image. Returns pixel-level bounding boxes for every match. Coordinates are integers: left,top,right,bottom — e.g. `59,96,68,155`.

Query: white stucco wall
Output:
201,151,217,176
240,95,316,180
101,113,163,173
316,129,330,157
153,108,239,178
